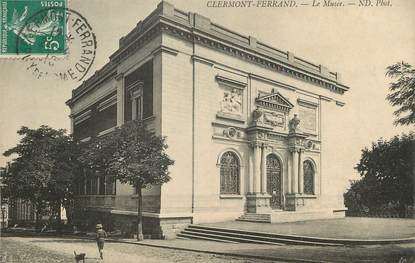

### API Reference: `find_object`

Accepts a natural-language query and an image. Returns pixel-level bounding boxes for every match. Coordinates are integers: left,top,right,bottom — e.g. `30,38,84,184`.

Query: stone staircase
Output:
177,224,342,246
236,213,271,223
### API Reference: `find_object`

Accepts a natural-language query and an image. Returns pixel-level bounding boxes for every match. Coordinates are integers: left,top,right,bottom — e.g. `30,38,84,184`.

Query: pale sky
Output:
0,0,414,182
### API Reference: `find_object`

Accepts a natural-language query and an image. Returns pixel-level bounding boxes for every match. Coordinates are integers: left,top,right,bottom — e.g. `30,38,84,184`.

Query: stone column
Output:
298,150,304,194
253,143,261,193
261,144,267,194
248,148,254,193
287,154,292,194
69,114,74,135
116,73,125,127
291,150,298,194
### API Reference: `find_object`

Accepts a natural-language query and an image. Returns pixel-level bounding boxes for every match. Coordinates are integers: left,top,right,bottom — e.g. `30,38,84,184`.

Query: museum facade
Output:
66,1,350,238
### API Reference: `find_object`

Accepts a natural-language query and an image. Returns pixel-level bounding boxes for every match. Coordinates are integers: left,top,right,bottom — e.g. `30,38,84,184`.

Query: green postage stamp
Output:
0,0,67,56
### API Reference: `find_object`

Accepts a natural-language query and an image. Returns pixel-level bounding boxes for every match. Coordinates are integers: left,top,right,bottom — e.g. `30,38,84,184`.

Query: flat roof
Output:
67,1,349,106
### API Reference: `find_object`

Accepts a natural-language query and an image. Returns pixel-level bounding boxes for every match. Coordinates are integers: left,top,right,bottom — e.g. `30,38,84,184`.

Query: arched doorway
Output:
266,154,282,209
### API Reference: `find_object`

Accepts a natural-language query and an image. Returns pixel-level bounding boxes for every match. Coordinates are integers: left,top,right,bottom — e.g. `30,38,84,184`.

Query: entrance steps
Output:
271,210,334,223
236,210,334,223
236,213,271,223
177,225,342,246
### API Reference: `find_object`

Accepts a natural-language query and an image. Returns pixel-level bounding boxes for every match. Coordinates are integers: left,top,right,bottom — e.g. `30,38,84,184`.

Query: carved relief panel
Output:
215,75,246,122
252,89,293,131
221,88,242,115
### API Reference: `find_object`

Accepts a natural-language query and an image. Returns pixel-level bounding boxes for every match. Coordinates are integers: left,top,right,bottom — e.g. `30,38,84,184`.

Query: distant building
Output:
7,199,35,225
66,2,350,238
1,166,36,227
0,167,8,228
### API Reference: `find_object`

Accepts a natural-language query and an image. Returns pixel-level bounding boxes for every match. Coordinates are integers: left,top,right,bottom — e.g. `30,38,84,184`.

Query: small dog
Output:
74,251,86,263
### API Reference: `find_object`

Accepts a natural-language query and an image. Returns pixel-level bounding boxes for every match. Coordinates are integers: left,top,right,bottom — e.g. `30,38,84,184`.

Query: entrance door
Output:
266,154,282,209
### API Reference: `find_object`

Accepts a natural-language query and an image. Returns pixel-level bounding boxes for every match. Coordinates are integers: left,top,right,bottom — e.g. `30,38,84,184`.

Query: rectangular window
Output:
105,177,116,195
86,178,92,195
91,177,98,195
124,61,153,122
99,176,106,195
135,96,142,120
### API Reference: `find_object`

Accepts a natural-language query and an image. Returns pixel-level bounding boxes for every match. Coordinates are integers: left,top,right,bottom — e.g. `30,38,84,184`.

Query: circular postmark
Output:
17,7,97,82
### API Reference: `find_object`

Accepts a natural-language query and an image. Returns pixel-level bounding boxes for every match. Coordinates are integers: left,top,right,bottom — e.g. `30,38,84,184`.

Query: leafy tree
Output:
79,120,174,240
345,133,414,217
386,62,415,126
3,126,81,226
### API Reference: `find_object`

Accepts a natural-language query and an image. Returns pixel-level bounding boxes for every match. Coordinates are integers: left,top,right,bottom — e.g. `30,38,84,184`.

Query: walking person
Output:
95,224,107,260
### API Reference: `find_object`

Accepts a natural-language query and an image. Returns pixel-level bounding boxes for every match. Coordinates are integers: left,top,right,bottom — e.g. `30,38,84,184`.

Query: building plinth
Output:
246,193,272,214
285,193,317,211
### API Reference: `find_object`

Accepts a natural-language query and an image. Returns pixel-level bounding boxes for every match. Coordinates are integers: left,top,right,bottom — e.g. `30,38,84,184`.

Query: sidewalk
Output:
108,237,415,263
203,217,415,239
2,232,414,262
3,217,415,262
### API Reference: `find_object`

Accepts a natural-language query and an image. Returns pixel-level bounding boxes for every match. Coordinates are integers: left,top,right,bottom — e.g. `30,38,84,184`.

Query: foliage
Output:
345,133,414,216
385,62,415,126
3,126,81,223
79,120,174,240
80,120,174,188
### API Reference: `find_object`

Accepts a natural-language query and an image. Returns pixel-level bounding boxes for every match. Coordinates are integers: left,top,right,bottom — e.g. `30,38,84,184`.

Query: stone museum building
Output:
66,2,350,238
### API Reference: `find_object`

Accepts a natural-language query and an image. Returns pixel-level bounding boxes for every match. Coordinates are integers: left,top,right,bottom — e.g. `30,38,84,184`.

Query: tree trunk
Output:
35,201,41,230
57,203,62,225
56,202,62,233
137,185,144,241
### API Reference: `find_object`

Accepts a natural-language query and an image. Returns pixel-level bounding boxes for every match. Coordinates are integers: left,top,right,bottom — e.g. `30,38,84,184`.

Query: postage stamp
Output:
22,7,97,82
0,0,67,56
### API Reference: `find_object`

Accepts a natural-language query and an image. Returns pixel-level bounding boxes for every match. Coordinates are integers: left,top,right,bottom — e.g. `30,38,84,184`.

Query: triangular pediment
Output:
256,90,294,112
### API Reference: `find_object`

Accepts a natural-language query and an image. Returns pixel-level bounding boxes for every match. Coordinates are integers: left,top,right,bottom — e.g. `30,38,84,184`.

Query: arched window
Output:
303,160,315,195
220,151,240,194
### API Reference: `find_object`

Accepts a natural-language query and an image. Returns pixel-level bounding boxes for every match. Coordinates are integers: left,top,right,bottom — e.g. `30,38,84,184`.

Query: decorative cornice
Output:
297,98,318,108
256,91,294,113
79,136,91,143
151,45,179,56
211,135,249,144
110,209,194,218
97,126,117,137
212,120,246,129
74,109,92,125
216,112,245,124
192,55,215,66
319,95,332,102
215,75,246,89
160,22,348,95
115,72,124,81
336,101,346,107
69,2,350,107
97,94,117,111
111,24,163,64
249,73,296,92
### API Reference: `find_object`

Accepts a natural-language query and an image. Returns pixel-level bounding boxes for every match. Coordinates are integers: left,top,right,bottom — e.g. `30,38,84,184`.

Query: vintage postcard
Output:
0,0,413,262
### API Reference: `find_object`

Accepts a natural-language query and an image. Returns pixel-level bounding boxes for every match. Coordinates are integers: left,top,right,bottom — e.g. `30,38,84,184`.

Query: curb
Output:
40,234,336,263
191,224,415,246
106,238,335,263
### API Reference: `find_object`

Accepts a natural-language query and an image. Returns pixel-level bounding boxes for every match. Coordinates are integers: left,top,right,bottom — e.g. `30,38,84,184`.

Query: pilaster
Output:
260,144,267,194
253,142,261,193
248,148,254,193
247,141,271,214
291,150,299,194
116,73,125,126
286,129,308,211
298,150,304,194
287,152,292,194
